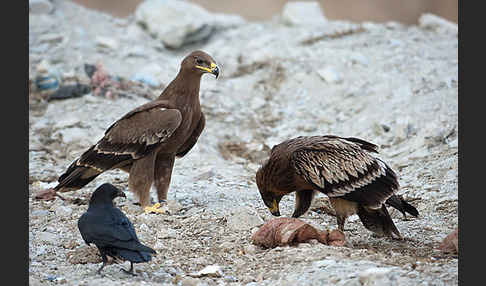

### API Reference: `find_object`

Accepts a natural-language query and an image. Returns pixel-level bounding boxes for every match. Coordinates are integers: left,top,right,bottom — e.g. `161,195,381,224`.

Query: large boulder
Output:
135,0,245,49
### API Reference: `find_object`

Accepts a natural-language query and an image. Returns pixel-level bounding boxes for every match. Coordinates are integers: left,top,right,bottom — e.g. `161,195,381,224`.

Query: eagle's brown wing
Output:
56,100,182,191
97,100,182,159
290,136,398,208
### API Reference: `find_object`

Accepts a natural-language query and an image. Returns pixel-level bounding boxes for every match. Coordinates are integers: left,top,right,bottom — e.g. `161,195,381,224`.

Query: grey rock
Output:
29,0,53,15
38,33,64,44
188,265,223,278
54,205,72,217
317,67,342,84
419,13,458,35
181,277,202,286
135,0,214,49
226,206,264,231
167,200,184,214
281,1,326,26
358,267,393,286
95,36,119,51
37,232,59,245
31,210,50,217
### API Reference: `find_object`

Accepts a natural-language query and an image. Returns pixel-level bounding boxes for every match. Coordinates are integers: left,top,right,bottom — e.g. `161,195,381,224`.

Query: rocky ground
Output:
29,0,458,285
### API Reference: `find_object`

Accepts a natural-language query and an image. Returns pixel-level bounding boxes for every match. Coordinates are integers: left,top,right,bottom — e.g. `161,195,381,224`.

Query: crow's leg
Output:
121,262,136,276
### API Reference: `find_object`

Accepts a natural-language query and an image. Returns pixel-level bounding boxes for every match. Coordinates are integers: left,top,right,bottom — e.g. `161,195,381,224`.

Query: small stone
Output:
358,267,392,285
317,67,342,84
96,36,119,50
167,200,183,214
31,210,50,217
419,13,458,35
243,244,257,255
54,205,72,217
181,277,201,286
37,231,59,245
135,0,214,49
29,0,53,15
313,259,336,268
448,138,458,148
226,206,264,231
35,59,51,74
281,1,326,26
188,265,223,278
38,33,63,44
157,227,178,239
218,241,233,252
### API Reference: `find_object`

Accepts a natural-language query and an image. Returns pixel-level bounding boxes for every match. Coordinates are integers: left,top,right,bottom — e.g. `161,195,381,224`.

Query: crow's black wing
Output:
78,206,155,253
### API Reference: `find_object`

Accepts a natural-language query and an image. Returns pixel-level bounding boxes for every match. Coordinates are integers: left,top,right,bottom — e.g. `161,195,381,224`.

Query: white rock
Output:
31,210,50,217
281,1,326,26
226,206,264,231
36,59,51,74
313,259,336,268
419,13,458,35
181,277,201,286
135,0,213,49
358,267,393,285
53,115,80,129
38,33,64,44
54,205,72,217
37,232,59,245
167,200,183,214
317,67,342,84
29,0,53,15
157,227,178,239
448,137,458,148
188,265,223,278
243,244,257,255
95,36,119,50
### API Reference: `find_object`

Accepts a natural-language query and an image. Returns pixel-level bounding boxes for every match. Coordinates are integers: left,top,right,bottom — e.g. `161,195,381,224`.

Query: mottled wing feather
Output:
93,103,182,159
291,137,387,197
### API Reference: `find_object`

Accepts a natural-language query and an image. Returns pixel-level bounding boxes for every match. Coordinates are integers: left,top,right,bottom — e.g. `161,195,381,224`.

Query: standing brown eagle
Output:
255,135,418,239
40,51,219,213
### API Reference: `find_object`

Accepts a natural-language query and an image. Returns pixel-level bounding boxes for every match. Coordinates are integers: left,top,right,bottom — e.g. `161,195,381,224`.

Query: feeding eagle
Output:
38,51,219,213
256,135,418,239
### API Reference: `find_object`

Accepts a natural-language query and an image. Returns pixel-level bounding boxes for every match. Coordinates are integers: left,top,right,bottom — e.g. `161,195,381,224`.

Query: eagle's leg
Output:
152,153,175,209
128,154,157,212
336,215,347,232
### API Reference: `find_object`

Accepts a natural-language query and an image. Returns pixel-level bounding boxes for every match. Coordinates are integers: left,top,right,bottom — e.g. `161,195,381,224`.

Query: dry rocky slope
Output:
29,0,458,285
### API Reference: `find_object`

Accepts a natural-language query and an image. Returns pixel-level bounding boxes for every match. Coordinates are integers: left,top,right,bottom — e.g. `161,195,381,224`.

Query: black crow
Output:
77,183,156,275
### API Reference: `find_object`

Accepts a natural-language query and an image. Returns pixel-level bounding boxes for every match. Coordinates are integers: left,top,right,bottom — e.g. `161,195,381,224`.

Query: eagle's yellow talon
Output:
144,203,167,214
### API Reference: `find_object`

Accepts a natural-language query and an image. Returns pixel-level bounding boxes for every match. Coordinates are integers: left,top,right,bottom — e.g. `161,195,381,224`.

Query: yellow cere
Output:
196,62,217,73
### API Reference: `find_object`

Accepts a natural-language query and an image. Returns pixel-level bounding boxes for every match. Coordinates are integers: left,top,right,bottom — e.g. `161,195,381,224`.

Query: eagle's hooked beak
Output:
269,199,281,216
196,62,219,79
